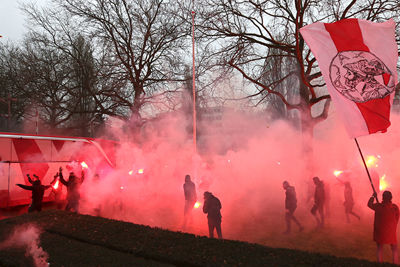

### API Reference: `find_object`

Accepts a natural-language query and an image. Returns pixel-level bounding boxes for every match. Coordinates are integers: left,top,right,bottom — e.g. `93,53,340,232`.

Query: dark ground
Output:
0,205,397,267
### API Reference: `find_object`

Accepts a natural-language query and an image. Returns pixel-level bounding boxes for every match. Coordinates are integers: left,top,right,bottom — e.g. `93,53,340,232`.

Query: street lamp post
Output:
191,1,196,154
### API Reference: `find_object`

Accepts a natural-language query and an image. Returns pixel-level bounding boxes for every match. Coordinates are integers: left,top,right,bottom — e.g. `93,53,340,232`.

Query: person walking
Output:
311,176,325,228
343,181,360,222
283,181,304,233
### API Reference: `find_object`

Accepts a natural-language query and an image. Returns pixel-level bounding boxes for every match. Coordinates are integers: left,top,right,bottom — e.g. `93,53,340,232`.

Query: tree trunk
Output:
128,88,144,141
299,106,315,180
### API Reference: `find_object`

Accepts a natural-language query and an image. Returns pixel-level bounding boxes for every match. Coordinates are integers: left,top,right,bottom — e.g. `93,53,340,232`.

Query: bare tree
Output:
67,35,98,136
261,48,300,123
21,2,143,135
52,0,190,132
195,0,400,142
10,32,110,135
0,44,25,131
19,41,71,130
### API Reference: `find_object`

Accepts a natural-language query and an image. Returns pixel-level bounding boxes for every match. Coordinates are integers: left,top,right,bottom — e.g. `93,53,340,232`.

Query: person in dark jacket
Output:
283,181,303,234
183,174,197,229
342,181,360,222
50,168,65,209
59,167,85,213
203,191,222,239
368,191,399,264
16,174,55,212
311,176,325,228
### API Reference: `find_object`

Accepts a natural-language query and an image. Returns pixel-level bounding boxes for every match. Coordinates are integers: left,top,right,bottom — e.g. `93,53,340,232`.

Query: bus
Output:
0,132,117,208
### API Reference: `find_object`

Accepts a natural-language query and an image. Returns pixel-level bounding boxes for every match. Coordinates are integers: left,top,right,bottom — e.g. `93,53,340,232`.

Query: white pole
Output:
191,1,196,154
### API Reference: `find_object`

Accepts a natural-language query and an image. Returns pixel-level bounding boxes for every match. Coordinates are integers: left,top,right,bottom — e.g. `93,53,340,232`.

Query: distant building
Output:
392,87,400,113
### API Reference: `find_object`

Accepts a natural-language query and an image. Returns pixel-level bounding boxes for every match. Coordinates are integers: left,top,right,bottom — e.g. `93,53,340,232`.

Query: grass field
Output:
0,208,397,267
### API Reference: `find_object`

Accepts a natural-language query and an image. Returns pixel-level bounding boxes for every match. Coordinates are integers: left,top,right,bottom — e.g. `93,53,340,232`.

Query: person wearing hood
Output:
368,191,399,264
342,181,360,222
16,174,56,212
183,174,197,229
311,176,325,228
203,191,222,239
59,166,85,213
283,181,304,234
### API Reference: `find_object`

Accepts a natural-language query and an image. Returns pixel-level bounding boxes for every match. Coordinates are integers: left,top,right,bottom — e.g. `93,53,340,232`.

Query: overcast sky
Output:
0,0,48,42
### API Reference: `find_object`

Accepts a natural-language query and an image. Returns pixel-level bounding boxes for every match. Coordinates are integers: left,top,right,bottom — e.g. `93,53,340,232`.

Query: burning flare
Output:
333,170,343,177
194,201,201,209
52,180,59,190
128,169,144,175
365,155,378,168
81,161,89,169
379,174,389,191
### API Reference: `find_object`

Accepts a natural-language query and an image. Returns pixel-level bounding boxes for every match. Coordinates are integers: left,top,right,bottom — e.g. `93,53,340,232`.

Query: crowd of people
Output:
17,166,85,214
183,174,399,264
281,176,399,264
14,168,400,264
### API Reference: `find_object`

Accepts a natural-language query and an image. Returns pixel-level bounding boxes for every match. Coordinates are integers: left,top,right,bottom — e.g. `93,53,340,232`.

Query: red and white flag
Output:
300,19,398,138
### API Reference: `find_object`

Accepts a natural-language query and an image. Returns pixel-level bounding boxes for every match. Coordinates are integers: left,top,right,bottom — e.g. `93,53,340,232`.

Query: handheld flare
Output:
81,161,89,169
333,170,343,177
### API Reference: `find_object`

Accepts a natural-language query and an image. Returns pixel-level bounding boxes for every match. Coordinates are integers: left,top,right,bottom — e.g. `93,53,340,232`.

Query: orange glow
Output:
53,180,59,190
366,155,378,168
194,201,201,209
333,170,343,177
81,161,89,169
138,169,144,174
379,174,389,191
128,170,134,175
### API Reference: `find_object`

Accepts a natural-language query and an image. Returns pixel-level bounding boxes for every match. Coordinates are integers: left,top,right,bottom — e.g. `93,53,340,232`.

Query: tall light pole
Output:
191,1,197,154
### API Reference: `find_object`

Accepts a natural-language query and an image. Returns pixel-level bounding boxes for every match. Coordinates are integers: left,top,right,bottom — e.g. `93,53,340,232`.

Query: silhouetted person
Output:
342,181,360,222
16,174,55,212
203,191,222,239
59,167,85,213
311,176,325,228
183,174,197,229
368,191,399,264
283,181,303,233
27,174,39,185
50,168,64,209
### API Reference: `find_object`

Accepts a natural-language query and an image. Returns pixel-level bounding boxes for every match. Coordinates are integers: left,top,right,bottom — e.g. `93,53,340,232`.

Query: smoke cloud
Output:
0,224,49,267
51,100,400,260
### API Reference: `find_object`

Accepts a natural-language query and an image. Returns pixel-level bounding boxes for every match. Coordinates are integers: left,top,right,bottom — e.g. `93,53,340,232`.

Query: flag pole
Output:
354,138,379,202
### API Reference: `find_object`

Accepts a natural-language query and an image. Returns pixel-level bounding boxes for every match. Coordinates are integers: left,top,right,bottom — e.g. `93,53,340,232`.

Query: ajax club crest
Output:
329,51,395,103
